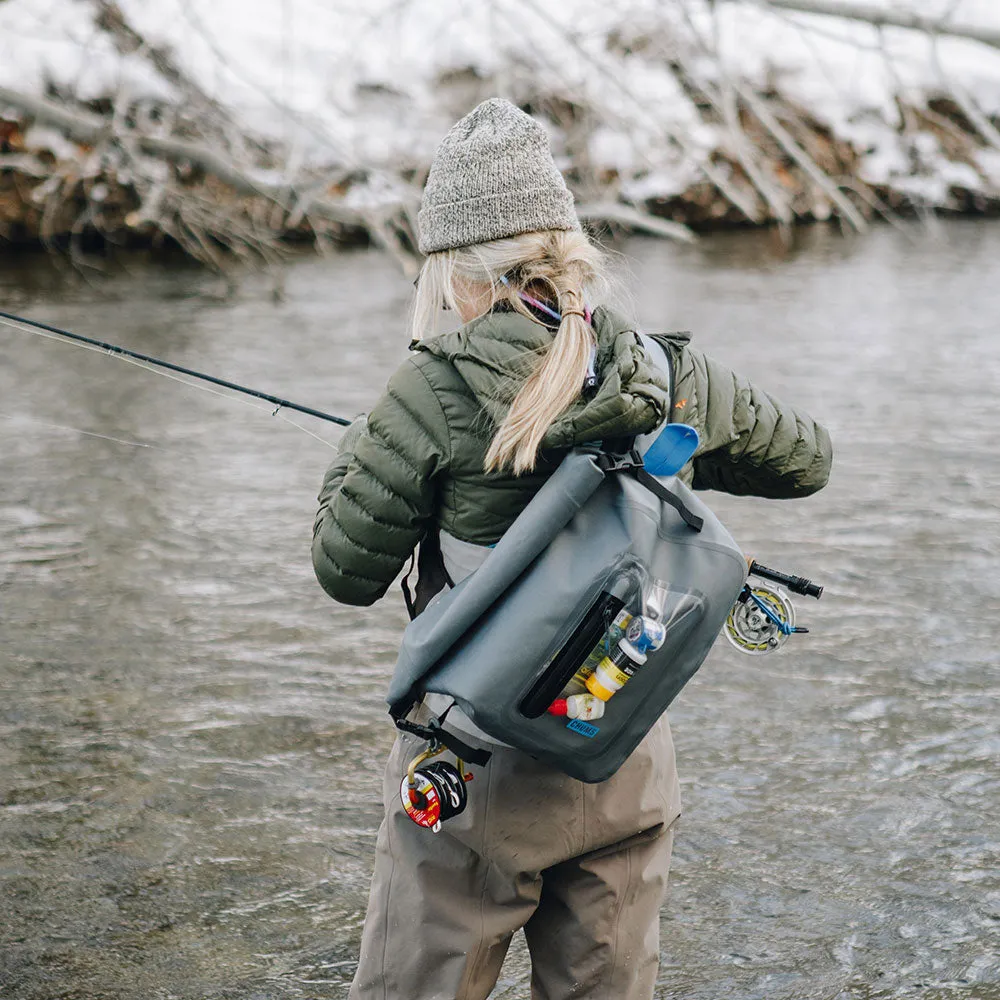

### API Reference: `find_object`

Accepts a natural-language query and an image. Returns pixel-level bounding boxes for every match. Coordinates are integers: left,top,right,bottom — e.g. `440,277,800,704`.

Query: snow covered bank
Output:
2,0,1000,267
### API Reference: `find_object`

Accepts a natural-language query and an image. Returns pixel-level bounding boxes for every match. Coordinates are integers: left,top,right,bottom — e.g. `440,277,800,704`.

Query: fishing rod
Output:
0,308,351,428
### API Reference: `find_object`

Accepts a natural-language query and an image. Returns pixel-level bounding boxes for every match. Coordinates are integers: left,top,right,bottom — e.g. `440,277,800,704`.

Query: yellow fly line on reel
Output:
724,561,823,656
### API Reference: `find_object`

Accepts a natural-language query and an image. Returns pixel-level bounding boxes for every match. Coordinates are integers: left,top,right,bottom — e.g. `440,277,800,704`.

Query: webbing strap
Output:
631,467,704,531
400,552,418,620
389,700,493,767
596,451,704,532
400,528,455,621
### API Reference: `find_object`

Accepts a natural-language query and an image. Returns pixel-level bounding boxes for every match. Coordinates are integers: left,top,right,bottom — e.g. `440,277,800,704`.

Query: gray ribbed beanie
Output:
418,98,580,254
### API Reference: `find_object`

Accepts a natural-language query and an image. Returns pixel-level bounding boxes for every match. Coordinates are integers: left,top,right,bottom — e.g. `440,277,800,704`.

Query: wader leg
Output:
521,823,674,1000
350,718,680,1000
348,733,541,1000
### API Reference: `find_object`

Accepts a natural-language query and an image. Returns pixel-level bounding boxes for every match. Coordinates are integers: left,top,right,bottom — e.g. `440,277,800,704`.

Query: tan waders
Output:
348,715,681,1000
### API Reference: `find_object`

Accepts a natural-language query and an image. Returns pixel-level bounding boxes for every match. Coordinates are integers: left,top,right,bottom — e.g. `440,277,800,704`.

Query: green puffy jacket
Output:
312,306,832,606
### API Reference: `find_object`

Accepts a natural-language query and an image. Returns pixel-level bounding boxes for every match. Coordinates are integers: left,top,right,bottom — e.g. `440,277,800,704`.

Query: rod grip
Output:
748,560,823,599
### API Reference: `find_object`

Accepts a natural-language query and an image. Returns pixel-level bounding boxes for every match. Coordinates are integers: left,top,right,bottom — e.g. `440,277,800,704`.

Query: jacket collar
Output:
412,306,670,448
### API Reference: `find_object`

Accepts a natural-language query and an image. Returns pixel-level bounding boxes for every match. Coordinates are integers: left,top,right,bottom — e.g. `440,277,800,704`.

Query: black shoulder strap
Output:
401,527,455,621
632,466,704,531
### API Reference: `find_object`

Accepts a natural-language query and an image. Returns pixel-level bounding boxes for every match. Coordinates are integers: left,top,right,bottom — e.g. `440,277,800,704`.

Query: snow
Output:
20,125,78,161
2,0,1000,210
707,1,1000,191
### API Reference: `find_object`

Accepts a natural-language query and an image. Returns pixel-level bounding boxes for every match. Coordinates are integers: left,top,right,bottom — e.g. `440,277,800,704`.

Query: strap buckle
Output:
392,709,493,768
597,448,704,532
596,449,644,474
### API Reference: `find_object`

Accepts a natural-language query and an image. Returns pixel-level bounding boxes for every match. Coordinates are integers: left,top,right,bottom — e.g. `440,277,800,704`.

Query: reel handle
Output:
748,561,823,600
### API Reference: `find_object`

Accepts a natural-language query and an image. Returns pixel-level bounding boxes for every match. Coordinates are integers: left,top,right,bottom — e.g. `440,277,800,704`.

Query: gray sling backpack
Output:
388,334,748,783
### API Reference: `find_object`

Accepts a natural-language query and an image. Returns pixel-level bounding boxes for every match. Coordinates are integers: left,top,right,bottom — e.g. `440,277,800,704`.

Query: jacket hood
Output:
412,306,670,449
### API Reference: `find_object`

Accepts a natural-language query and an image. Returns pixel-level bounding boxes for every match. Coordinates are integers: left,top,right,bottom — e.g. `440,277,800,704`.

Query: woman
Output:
313,98,832,1000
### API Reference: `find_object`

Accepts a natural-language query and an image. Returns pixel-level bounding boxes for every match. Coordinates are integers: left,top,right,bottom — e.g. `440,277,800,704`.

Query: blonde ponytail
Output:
410,229,612,476
484,258,594,475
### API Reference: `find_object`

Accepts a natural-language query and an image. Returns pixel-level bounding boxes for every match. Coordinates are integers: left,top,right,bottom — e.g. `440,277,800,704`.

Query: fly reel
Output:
725,583,796,654
725,561,823,655
400,743,472,833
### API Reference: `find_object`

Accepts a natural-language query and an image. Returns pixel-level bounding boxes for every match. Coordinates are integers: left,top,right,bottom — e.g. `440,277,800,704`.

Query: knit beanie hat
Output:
417,98,580,255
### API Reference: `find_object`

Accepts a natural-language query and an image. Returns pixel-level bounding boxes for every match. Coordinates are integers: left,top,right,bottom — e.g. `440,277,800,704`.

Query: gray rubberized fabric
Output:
389,450,747,782
388,451,606,706
348,711,680,1000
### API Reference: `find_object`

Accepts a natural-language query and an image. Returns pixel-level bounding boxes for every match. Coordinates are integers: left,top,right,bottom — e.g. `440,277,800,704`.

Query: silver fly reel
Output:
724,561,822,655
724,583,796,655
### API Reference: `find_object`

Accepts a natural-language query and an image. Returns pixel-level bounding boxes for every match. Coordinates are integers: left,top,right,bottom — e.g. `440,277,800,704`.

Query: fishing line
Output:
0,310,351,447
0,410,162,450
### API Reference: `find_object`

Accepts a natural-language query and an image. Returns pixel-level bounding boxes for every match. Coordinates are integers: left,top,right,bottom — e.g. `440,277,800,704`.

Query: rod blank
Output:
0,309,351,427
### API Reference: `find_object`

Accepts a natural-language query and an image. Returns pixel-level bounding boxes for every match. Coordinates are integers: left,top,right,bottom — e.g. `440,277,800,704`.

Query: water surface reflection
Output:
1,225,997,999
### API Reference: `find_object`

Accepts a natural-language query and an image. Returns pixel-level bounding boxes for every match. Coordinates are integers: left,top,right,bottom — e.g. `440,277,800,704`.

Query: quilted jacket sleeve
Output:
312,356,451,606
670,342,832,499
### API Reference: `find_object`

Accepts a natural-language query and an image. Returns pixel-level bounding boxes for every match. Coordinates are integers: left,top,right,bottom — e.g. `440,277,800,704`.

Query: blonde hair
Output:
411,229,611,475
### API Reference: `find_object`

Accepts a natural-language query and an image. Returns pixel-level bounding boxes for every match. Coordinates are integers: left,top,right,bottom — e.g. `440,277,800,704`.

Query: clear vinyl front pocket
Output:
518,565,707,730
518,566,642,719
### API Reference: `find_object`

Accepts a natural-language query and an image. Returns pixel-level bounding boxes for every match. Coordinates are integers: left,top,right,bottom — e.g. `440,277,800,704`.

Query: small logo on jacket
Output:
567,719,600,738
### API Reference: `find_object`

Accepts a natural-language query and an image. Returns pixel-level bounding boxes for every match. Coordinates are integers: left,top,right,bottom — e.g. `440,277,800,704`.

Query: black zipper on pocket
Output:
518,591,626,719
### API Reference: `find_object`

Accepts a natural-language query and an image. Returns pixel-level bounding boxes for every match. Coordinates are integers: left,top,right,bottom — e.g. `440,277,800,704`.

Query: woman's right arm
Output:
669,343,833,499
312,356,451,606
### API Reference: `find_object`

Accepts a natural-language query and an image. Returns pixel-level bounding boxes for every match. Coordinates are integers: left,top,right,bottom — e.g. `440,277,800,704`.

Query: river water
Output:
0,223,997,1000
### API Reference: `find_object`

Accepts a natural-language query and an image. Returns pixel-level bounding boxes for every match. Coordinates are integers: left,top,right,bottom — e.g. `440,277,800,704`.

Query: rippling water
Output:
1,224,998,1000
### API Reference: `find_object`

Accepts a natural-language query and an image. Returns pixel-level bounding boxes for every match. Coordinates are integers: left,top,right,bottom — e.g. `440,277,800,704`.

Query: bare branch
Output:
0,84,368,226
926,34,1000,156
733,0,1000,50
89,0,245,131
0,86,106,145
502,0,765,223
677,1,794,223
0,153,49,177
576,202,698,243
732,82,869,231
